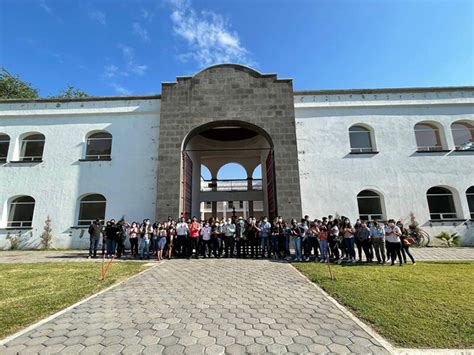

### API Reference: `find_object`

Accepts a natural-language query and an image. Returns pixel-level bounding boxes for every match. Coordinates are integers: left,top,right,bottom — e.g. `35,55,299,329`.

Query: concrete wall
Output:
0,99,160,249
295,89,474,245
156,64,302,221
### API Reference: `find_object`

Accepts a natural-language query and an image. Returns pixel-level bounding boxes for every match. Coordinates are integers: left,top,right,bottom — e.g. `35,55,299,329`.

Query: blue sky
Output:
1,0,473,98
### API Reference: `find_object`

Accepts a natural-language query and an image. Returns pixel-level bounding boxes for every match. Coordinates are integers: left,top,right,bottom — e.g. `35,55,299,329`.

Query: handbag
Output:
403,237,415,246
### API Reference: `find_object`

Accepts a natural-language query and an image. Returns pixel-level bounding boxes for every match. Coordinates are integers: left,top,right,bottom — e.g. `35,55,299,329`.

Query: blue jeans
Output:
106,239,116,256
319,240,328,260
344,238,355,259
139,238,150,259
293,237,302,260
89,238,99,257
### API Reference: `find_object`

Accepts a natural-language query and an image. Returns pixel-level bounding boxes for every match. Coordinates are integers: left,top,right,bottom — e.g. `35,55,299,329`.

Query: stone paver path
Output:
1,259,390,354
0,247,472,264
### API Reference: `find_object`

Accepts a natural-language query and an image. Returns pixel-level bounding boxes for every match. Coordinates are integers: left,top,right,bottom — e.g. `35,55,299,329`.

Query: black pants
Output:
329,236,340,260
176,235,187,257
224,236,234,257
387,241,402,265
236,239,245,258
187,237,199,258
305,238,319,259
401,244,416,263
116,238,125,257
130,238,138,256
361,239,372,262
355,238,363,261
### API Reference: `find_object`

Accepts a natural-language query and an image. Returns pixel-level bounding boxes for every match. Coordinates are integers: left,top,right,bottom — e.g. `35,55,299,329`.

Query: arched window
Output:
85,132,112,160
8,196,35,227
349,125,374,153
78,194,106,226
0,134,10,162
451,121,473,150
357,190,384,221
426,187,457,220
20,133,45,161
414,123,443,151
467,187,474,219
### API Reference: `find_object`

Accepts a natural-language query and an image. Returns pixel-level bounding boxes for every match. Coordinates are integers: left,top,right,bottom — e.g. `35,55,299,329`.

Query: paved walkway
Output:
1,259,390,354
0,247,472,264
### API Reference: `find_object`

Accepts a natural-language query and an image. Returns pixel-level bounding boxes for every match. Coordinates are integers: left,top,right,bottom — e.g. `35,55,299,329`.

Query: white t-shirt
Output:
385,226,401,243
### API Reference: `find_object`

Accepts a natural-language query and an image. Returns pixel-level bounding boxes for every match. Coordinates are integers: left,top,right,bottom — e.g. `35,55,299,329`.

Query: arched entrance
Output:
180,121,277,220
155,64,302,221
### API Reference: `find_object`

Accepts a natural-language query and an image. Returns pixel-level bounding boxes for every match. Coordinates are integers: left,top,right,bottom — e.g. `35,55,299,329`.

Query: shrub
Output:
434,232,460,247
40,216,53,249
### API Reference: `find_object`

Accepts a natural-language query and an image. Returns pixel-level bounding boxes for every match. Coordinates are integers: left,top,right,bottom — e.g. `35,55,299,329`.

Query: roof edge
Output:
0,94,162,104
294,86,474,96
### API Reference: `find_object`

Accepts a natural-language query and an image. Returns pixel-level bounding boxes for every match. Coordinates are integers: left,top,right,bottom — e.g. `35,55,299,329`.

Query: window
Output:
0,134,10,162
357,190,383,220
85,132,112,160
78,194,106,226
20,133,45,161
451,121,474,150
205,201,211,208
228,201,234,208
426,187,457,220
414,123,443,151
467,187,474,219
239,201,244,209
7,196,35,227
349,125,374,153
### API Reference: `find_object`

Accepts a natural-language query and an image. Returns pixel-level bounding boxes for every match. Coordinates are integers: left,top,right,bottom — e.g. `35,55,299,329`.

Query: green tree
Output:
0,67,39,99
51,85,89,99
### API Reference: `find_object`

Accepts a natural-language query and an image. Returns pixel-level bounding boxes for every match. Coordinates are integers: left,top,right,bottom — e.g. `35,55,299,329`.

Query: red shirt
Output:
189,222,200,238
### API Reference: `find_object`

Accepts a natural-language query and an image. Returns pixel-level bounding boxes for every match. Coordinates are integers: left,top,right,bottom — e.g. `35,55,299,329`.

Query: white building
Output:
0,64,473,249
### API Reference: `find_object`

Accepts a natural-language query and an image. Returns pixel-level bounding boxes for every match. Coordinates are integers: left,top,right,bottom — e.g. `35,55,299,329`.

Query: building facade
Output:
0,64,473,249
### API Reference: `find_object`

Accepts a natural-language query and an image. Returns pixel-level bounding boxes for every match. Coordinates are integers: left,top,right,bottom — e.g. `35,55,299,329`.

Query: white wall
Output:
0,99,160,249
295,89,474,245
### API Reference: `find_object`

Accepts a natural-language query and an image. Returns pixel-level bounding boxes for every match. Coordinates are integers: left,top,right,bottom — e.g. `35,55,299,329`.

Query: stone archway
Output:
181,121,275,220
156,64,302,221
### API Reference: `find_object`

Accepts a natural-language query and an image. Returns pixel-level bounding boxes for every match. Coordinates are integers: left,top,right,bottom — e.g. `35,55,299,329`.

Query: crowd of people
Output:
88,214,417,266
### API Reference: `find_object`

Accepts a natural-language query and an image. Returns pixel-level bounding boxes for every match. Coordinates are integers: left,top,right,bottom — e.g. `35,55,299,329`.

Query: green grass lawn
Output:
0,262,147,339
294,261,474,349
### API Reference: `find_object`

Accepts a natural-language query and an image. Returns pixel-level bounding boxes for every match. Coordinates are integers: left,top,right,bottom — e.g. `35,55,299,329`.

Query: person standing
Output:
139,219,153,259
290,219,303,262
235,217,246,258
175,217,189,258
116,219,128,259
223,218,236,257
328,220,340,262
385,219,403,266
370,221,386,264
306,220,320,261
356,222,372,262
258,217,271,258
157,223,167,261
128,222,139,258
105,219,119,258
188,217,201,259
400,225,416,265
200,221,212,258
319,223,329,263
342,219,356,263
88,219,103,259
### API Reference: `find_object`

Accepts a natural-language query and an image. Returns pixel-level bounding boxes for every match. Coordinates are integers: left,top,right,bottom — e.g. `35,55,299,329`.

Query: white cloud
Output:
111,83,132,96
132,22,150,42
141,8,154,22
39,0,52,14
129,64,148,76
104,64,120,78
89,10,106,25
167,0,251,67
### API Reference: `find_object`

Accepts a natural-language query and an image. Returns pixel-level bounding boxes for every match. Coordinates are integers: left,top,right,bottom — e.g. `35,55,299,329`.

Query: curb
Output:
0,261,161,346
289,263,474,355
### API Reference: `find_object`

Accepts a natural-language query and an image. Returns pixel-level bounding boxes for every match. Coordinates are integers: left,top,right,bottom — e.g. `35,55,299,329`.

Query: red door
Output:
182,152,193,219
266,150,277,220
